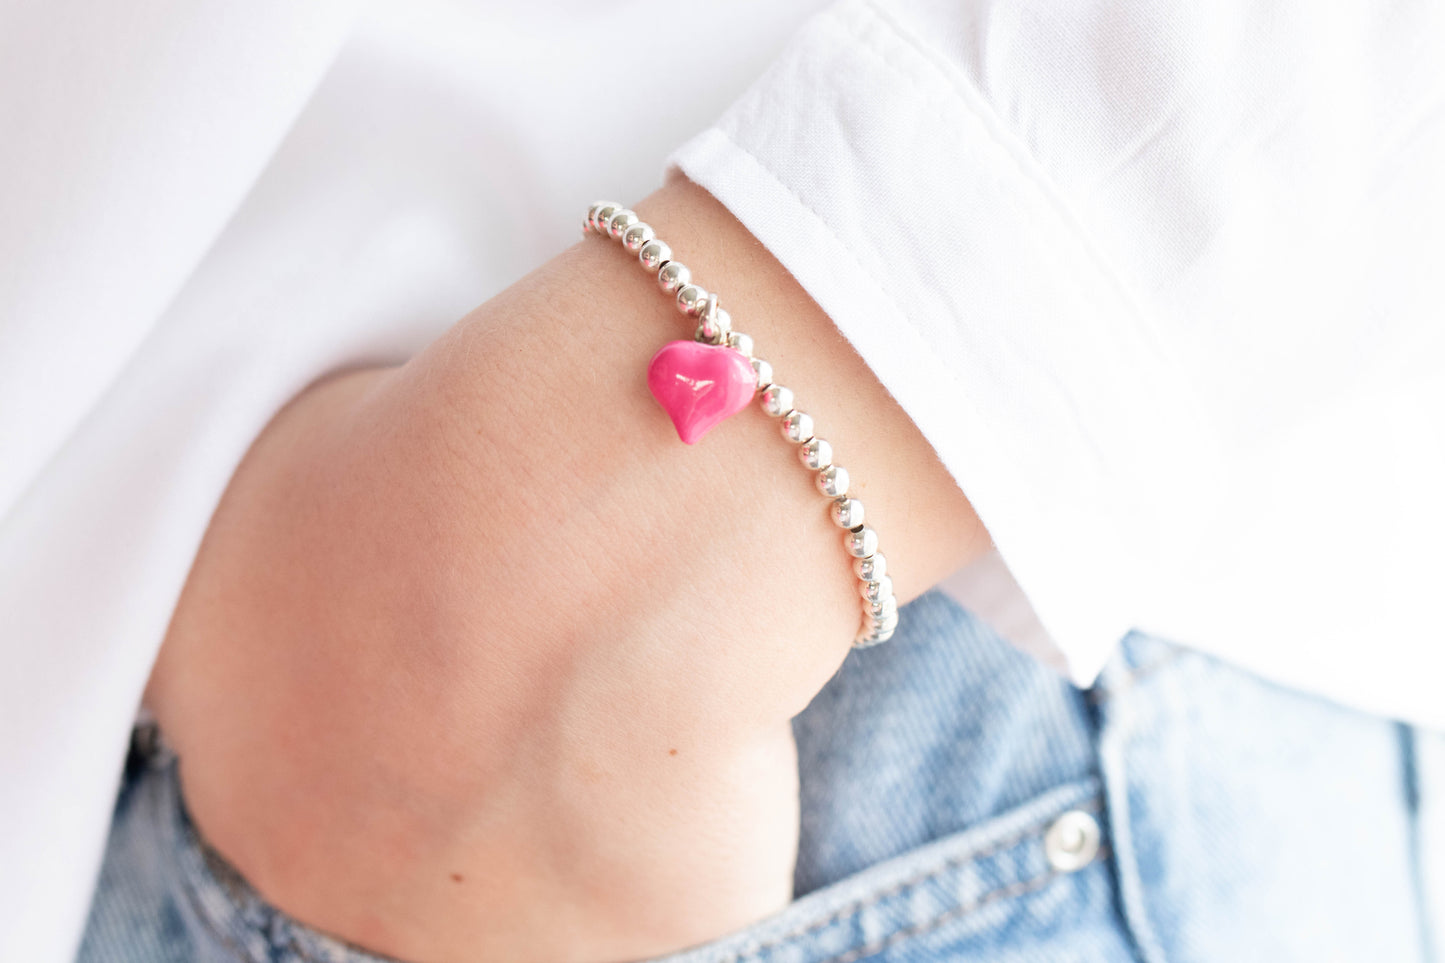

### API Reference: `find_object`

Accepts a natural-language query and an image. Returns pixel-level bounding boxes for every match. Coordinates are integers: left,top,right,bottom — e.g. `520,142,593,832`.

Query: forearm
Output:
412,171,982,622
146,175,986,962
389,172,984,712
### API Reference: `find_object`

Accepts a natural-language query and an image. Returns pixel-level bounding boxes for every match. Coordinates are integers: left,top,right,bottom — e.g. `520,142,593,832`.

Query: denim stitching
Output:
821,846,1110,963
172,747,1103,963
177,810,314,963
174,868,264,963
726,799,1103,961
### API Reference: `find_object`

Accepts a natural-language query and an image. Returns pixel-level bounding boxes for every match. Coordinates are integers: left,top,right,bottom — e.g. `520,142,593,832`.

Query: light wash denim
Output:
79,591,1444,962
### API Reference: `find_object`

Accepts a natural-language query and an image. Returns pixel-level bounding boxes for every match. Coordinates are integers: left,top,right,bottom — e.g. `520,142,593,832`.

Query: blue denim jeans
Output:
80,591,1444,962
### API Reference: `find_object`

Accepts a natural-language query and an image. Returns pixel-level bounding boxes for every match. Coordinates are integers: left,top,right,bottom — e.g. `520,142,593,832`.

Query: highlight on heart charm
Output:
646,340,758,444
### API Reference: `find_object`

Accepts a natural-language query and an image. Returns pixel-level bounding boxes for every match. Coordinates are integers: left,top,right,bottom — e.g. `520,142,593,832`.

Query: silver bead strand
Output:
867,595,899,622
872,609,901,632
638,239,671,272
862,611,895,631
816,465,849,498
584,201,604,233
658,261,691,294
857,621,897,647
751,358,774,389
831,498,865,529
854,553,886,581
607,209,639,240
799,437,832,470
622,221,655,254
844,527,879,559
591,202,622,234
676,283,708,317
584,200,897,648
860,575,893,604
780,410,815,443
760,385,794,417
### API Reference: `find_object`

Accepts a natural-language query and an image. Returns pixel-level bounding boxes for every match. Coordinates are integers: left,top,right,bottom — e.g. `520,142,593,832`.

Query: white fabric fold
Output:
0,3,358,958
667,0,1445,721
4,0,1445,957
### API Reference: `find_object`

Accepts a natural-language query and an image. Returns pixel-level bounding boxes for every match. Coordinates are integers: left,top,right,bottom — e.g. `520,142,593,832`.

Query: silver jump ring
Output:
696,292,730,345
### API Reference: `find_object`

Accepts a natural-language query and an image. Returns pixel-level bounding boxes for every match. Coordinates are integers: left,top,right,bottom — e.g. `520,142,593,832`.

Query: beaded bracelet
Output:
583,200,898,647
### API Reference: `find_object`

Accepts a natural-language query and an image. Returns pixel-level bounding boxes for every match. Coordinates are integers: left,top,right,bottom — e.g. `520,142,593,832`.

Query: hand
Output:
145,174,987,963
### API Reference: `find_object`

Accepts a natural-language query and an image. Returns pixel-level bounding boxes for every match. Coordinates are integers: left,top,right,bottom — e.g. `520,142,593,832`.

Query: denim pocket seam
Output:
175,863,341,963
816,843,1111,963
170,754,1104,963
174,879,258,963
727,799,1105,962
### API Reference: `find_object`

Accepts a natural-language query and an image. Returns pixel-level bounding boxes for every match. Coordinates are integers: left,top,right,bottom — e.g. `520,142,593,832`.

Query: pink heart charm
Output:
647,340,758,445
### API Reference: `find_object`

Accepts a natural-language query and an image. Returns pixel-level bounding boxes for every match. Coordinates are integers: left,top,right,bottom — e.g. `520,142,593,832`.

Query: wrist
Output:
147,174,987,963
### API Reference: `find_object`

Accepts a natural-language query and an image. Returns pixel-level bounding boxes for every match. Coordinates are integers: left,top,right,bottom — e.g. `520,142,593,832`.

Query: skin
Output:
145,172,990,963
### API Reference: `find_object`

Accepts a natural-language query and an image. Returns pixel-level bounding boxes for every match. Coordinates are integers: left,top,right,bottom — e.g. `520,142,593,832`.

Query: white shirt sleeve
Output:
2,0,1442,956
0,3,357,959
666,0,1445,723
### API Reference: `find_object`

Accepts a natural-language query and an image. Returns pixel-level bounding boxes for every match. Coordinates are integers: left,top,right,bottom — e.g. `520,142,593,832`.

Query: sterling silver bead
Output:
867,609,901,632
585,201,609,232
816,465,849,498
799,437,832,470
864,591,899,616
622,221,655,253
638,239,672,272
607,208,638,240
854,552,886,581
760,385,794,416
780,410,815,443
592,202,621,234
860,574,894,604
675,283,708,316
658,260,691,294
845,526,879,558
831,497,865,529
862,618,899,645
855,623,895,647
866,595,899,621
751,357,774,388
727,331,753,357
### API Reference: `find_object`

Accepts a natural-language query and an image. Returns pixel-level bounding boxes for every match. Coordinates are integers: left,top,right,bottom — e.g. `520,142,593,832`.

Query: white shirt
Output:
2,0,1442,958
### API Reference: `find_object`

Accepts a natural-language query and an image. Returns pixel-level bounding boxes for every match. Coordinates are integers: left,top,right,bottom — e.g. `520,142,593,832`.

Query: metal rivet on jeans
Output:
1043,809,1101,872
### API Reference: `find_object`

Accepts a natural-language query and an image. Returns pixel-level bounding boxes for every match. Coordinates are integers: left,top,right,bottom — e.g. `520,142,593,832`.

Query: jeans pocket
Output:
641,778,1128,963
80,736,409,963
82,729,1130,963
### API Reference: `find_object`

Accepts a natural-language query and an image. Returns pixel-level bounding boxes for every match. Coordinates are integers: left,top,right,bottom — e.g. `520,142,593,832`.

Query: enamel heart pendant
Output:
647,340,757,444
